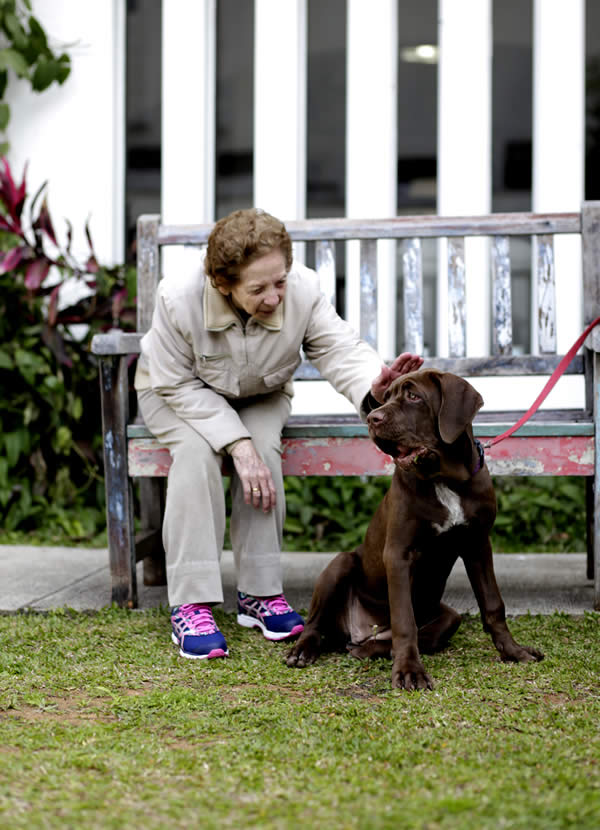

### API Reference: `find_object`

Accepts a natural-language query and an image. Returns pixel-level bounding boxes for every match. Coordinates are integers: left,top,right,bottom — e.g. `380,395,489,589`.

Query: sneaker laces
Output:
262,594,292,615
179,603,217,634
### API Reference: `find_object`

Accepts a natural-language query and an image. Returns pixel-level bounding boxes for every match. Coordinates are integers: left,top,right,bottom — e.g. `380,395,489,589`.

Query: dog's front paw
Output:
500,642,544,663
286,631,321,668
347,639,392,660
391,659,434,691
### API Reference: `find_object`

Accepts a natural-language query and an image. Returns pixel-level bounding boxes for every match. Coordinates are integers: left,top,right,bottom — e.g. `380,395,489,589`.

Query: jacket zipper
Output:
198,353,231,362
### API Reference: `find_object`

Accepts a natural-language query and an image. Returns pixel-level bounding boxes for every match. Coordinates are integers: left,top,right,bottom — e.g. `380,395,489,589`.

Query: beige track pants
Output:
137,388,292,607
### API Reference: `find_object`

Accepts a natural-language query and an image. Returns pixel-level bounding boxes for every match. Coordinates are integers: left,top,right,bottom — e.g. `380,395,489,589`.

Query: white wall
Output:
161,0,215,282
533,0,585,354
6,0,125,267
437,0,491,358
254,0,307,221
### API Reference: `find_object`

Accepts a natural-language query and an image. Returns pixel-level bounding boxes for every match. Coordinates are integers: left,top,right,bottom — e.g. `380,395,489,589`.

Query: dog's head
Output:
366,369,484,479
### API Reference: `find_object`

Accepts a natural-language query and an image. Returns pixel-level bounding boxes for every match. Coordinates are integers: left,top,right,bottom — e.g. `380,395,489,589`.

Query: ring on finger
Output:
252,487,260,493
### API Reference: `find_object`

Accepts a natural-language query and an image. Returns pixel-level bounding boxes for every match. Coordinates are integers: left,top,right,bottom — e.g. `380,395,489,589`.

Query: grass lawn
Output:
0,609,599,829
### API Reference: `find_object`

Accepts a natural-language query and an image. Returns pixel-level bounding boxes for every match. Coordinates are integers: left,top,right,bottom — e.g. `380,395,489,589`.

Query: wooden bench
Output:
91,204,600,610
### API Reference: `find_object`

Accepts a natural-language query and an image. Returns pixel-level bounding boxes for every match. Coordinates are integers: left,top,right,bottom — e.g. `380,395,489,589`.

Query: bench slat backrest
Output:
136,205,600,370
491,236,512,355
402,239,424,355
447,236,466,357
359,238,378,348
536,234,556,354
315,240,336,307
583,204,600,354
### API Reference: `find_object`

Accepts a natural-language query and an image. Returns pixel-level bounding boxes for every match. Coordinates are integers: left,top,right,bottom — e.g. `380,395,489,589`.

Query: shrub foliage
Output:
0,158,134,538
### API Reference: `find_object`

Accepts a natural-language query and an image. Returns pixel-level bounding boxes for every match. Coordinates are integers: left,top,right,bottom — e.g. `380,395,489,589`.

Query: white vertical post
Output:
254,0,307,226
6,0,126,265
533,0,584,354
112,0,126,263
437,0,491,356
162,0,216,278
346,0,397,360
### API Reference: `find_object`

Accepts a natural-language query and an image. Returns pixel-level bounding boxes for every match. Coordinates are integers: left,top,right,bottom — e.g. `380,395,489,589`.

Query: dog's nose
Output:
367,409,386,426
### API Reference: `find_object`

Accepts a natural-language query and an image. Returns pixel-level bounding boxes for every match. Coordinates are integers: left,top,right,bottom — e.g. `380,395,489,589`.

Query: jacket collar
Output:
203,277,284,331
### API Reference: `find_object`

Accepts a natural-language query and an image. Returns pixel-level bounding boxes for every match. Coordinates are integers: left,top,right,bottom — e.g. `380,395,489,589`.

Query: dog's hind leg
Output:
417,603,462,654
286,551,359,668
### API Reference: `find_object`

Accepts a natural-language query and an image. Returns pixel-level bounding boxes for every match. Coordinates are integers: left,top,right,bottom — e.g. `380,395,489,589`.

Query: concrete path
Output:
0,546,595,616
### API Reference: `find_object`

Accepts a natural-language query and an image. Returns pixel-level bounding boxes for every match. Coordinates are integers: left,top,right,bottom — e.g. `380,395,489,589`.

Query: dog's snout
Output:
367,408,386,426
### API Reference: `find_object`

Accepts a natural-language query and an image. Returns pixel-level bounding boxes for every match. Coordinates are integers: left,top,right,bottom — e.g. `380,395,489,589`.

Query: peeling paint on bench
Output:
128,434,594,479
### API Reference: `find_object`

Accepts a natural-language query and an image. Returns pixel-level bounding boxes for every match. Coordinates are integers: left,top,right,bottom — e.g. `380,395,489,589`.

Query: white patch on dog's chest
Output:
432,483,466,534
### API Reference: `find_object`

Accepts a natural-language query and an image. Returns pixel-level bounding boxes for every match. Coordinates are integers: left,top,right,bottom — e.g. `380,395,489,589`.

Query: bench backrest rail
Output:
136,205,600,374
90,328,584,380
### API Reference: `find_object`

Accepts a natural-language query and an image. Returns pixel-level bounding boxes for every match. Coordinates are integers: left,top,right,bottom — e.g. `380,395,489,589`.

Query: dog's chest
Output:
431,483,467,534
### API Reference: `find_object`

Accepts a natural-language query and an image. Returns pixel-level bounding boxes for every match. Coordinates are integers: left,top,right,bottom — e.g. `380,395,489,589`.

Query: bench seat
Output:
127,413,594,478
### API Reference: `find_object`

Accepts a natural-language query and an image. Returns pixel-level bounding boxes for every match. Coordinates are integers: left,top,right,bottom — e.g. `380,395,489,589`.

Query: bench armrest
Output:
91,331,142,356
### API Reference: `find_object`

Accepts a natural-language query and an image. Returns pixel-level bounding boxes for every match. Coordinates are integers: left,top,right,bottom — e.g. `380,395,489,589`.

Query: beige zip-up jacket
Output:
134,262,383,452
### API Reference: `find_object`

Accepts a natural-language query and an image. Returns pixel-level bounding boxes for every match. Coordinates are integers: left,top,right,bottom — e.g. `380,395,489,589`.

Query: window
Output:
215,0,254,219
586,0,600,200
125,0,162,262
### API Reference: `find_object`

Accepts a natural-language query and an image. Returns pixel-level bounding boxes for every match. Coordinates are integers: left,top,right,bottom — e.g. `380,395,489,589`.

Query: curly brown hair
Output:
205,208,293,288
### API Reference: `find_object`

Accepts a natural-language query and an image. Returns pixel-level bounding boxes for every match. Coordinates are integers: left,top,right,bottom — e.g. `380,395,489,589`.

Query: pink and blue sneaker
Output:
171,603,229,659
237,592,304,641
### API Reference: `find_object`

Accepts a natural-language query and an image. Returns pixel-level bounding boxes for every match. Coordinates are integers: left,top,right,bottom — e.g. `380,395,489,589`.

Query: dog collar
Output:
472,439,485,475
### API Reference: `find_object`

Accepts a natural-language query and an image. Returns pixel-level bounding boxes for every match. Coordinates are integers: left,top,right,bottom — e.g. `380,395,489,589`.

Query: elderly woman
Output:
135,208,422,660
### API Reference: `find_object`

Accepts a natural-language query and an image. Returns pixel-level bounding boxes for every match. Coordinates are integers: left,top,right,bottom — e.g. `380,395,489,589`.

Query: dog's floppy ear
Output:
437,374,484,444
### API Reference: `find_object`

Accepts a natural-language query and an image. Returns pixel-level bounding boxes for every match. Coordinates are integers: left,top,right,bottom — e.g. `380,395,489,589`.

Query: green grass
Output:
1,609,599,828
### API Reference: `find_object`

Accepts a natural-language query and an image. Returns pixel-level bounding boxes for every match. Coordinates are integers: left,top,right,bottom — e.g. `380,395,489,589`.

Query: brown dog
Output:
286,369,543,689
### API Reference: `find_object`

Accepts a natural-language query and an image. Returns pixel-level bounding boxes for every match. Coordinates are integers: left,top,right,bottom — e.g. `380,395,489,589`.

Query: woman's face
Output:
218,248,288,319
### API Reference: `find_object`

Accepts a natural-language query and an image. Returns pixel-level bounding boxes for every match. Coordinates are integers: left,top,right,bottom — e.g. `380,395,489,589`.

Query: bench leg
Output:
100,356,137,608
586,478,594,581
594,352,600,610
138,478,166,586
595,487,600,611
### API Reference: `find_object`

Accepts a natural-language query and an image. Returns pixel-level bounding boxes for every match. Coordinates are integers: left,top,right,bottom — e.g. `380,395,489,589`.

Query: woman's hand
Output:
230,439,277,512
370,353,423,403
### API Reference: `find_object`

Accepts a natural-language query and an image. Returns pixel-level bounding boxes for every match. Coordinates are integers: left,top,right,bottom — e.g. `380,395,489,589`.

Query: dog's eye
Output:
406,390,421,402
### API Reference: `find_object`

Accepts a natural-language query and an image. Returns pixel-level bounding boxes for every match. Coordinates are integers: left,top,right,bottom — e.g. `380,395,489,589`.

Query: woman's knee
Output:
255,440,283,473
169,429,221,474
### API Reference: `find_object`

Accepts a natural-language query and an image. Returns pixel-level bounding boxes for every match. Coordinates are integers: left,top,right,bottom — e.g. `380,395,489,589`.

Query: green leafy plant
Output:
0,156,135,536
492,476,586,552
0,1,71,152
281,474,586,554
282,475,392,552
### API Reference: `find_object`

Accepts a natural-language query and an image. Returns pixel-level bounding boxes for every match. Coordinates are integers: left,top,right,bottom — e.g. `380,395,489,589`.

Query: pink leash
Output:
483,316,600,449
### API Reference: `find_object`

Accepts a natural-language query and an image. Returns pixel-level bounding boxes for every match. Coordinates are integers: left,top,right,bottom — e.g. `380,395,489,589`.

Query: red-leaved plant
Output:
0,157,135,538
0,156,135,354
